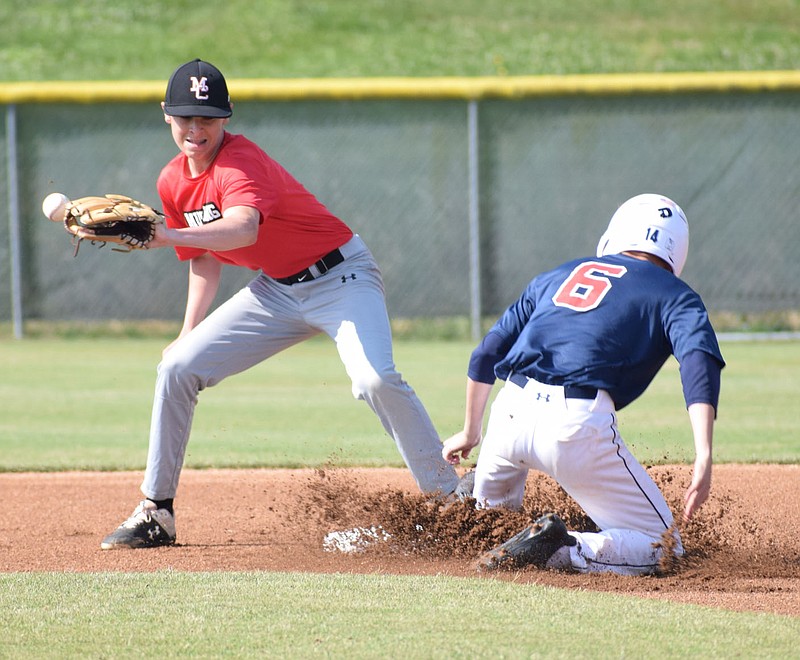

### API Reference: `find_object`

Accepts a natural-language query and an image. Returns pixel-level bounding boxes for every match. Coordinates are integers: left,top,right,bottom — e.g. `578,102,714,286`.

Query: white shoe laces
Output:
119,501,155,529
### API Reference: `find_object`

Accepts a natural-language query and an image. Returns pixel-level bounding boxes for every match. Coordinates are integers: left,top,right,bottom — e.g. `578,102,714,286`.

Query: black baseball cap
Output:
163,59,232,118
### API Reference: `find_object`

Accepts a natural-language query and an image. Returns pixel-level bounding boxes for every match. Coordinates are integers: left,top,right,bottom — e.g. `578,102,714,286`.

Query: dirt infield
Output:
2,464,798,617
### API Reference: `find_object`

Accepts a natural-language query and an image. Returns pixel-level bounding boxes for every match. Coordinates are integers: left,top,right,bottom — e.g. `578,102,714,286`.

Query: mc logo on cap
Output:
164,59,232,118
189,76,209,100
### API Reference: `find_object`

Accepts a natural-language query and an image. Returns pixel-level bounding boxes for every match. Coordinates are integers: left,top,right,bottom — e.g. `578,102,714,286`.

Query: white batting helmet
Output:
596,193,689,276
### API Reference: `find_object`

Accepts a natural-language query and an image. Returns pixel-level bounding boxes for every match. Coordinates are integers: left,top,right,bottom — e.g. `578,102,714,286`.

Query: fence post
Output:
6,104,23,339
467,99,481,341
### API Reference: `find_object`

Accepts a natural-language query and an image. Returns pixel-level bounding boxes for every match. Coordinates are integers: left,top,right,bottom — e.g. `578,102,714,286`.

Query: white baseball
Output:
42,192,70,222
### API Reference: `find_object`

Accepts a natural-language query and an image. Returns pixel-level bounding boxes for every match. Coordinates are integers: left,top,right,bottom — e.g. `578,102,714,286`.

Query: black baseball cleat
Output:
100,500,176,550
475,513,577,571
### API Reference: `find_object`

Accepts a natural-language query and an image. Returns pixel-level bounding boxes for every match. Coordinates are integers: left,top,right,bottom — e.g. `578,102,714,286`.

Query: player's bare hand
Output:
442,431,481,465
162,336,180,358
683,404,715,521
682,462,712,522
162,329,192,358
146,222,170,249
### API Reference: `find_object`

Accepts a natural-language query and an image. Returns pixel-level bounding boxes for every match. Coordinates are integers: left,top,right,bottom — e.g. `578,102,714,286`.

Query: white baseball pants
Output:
474,377,681,576
141,235,459,500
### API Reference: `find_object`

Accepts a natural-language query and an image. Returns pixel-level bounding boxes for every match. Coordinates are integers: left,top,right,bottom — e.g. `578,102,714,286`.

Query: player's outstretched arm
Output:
683,402,715,521
442,378,494,465
152,206,260,252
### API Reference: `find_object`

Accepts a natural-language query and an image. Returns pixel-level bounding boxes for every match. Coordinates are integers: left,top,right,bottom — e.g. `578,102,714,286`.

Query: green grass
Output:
1,338,798,471
621,340,800,463
2,573,798,658
2,0,798,81
0,337,466,471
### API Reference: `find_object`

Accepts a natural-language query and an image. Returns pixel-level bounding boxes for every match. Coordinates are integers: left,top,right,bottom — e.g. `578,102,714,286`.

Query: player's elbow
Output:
223,206,260,248
240,222,259,247
236,214,260,247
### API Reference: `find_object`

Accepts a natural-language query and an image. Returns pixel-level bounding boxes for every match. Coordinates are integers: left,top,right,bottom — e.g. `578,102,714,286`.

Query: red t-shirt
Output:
156,133,353,278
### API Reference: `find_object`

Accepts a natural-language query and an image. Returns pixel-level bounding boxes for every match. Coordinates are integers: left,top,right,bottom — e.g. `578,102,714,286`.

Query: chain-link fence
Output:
2,86,799,335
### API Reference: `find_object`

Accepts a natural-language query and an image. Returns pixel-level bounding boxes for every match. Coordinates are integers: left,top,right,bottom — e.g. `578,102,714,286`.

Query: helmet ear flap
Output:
595,232,611,259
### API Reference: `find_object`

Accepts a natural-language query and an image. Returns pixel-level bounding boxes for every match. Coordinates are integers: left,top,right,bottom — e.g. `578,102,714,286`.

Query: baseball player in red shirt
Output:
100,59,462,549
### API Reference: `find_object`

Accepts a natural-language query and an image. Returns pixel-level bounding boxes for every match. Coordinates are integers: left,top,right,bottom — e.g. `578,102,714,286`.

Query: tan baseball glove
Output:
60,194,164,254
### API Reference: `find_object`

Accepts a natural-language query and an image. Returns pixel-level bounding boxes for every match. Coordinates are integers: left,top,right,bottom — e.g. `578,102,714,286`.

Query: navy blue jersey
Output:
473,254,725,410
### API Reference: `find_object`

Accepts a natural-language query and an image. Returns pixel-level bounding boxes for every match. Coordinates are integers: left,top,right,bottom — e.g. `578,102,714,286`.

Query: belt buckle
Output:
316,248,343,276
314,259,329,277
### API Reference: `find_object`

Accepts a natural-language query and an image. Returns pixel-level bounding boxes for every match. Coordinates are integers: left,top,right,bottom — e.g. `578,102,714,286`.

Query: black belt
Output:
508,372,598,400
275,248,345,285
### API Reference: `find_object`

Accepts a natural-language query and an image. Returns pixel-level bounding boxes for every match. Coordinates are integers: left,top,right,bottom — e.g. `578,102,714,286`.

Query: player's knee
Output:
159,351,188,377
349,366,399,400
157,351,205,392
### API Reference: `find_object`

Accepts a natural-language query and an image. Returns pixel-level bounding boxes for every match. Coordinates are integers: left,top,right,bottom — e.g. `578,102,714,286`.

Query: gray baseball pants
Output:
141,235,459,499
